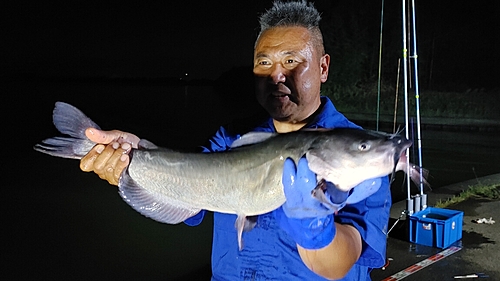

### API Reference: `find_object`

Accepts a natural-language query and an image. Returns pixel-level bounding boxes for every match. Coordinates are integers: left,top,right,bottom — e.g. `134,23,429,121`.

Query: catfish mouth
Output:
394,139,412,165
390,137,412,180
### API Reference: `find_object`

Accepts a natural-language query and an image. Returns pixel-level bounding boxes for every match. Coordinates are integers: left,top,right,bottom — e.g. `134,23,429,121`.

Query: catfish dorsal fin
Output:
230,132,277,148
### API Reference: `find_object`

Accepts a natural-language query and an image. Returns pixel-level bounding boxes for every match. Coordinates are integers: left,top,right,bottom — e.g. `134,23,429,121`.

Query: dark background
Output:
2,0,498,280
2,0,497,87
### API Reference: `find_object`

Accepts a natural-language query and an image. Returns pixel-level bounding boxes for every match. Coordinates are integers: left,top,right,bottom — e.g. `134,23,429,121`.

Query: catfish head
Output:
305,128,413,191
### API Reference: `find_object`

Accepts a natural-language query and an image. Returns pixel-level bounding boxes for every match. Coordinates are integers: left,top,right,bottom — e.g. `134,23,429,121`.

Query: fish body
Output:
35,102,424,249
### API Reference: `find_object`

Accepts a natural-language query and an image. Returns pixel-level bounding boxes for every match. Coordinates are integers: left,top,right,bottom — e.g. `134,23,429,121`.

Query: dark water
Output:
423,213,451,220
3,78,499,280
373,124,500,203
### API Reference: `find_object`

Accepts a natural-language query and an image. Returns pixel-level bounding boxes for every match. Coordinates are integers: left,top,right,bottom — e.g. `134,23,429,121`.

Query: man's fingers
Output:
296,157,315,183
114,154,130,183
85,128,140,148
282,158,297,187
79,139,133,186
93,143,117,173
85,128,115,144
104,148,129,185
80,144,105,172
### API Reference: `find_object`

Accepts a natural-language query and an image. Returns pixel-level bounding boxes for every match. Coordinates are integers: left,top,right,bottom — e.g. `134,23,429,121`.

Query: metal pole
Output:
410,0,425,199
393,58,401,134
402,0,412,211
376,0,385,132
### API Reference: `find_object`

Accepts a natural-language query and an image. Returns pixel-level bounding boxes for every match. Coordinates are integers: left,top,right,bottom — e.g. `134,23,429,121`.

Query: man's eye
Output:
285,59,295,64
257,59,272,66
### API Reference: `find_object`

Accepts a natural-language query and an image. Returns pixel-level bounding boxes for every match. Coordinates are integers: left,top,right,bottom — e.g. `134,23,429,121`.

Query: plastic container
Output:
409,207,463,248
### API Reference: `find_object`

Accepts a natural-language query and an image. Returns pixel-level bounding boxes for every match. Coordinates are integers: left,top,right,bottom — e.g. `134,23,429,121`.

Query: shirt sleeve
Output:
202,126,240,153
335,176,391,268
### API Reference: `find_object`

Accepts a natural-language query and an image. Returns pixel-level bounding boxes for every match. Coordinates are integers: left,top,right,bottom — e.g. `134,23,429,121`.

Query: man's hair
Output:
256,0,325,55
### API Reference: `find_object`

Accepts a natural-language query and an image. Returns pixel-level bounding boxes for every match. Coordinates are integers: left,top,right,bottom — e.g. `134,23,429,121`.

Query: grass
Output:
321,83,500,121
434,183,500,208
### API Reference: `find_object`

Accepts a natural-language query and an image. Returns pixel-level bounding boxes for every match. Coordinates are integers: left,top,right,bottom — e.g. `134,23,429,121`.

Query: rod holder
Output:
420,193,428,210
406,198,414,216
413,194,421,213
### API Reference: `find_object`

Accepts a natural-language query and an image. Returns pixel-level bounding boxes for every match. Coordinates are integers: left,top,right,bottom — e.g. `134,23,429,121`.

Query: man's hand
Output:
281,157,349,219
80,128,140,186
274,159,365,279
274,157,349,249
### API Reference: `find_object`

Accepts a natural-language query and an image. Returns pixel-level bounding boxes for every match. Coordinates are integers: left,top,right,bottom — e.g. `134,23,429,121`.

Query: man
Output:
80,1,390,280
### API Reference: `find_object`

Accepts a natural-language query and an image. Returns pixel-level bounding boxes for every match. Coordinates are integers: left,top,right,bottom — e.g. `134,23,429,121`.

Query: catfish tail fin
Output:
33,102,100,159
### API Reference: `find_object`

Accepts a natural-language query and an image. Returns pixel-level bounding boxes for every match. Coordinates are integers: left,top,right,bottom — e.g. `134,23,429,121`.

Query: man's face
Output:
253,26,329,123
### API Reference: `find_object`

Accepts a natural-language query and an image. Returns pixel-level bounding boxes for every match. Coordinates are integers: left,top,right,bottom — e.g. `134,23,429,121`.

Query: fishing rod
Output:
376,0,385,132
410,0,425,203
402,0,412,214
403,0,426,216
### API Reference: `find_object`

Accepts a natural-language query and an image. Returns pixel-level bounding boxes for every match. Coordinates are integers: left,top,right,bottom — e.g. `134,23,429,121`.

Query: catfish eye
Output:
358,142,370,151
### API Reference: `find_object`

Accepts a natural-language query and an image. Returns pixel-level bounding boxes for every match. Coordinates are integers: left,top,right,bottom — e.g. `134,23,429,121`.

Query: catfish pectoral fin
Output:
234,215,258,251
235,215,246,251
118,170,201,224
311,179,332,207
312,179,347,212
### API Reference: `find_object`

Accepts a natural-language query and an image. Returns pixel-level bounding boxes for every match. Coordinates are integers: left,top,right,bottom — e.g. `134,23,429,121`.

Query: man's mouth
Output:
269,92,291,105
273,83,291,94
271,91,289,98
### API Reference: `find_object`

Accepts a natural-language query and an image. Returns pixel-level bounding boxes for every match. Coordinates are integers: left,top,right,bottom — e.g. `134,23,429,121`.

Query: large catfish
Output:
34,102,426,249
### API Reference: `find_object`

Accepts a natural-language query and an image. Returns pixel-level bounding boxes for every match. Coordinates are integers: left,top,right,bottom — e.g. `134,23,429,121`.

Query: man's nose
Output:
269,63,286,84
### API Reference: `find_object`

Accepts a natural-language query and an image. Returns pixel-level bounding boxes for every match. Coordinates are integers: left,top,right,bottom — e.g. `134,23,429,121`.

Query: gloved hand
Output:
280,157,349,218
273,157,349,249
346,177,383,204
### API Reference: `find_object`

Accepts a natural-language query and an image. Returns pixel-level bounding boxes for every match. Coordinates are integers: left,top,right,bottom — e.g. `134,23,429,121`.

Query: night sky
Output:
2,0,497,85
3,1,271,80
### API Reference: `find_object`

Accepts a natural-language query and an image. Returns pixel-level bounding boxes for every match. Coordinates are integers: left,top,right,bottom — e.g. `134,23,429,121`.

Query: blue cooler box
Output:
409,207,463,248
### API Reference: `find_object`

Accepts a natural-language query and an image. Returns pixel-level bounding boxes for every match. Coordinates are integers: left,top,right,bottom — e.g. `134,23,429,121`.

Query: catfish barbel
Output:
34,102,427,249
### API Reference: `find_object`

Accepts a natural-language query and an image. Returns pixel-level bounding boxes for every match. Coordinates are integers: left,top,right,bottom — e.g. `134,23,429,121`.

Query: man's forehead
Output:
255,27,312,55
259,26,311,42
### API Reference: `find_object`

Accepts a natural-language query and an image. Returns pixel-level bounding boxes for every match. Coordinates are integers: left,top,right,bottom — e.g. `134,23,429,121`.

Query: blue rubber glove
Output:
346,177,383,204
273,157,349,249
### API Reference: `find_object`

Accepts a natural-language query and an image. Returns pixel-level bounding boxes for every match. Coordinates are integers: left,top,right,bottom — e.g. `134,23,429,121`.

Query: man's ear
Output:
320,54,330,83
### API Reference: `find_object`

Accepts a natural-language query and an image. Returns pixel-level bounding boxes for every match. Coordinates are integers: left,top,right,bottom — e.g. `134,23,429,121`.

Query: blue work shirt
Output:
185,96,391,280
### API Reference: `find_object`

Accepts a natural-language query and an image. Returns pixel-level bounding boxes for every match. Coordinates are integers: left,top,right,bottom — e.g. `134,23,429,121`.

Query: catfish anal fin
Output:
118,170,201,224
